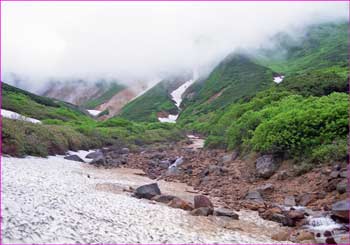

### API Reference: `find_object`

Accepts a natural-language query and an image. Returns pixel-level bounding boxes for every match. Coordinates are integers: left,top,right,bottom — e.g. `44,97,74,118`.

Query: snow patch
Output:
87,110,102,116
1,109,42,124
273,76,284,84
158,79,195,123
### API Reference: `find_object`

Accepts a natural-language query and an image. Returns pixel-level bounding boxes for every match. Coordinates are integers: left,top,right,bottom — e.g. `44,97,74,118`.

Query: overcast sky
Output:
1,1,348,91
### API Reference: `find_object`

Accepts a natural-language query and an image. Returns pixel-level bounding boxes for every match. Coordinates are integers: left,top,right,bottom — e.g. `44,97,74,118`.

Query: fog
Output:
1,1,348,92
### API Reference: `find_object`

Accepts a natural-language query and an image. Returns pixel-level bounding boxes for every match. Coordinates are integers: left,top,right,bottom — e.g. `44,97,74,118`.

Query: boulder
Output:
284,196,296,207
271,230,290,241
168,197,193,211
336,179,347,194
190,207,213,216
120,148,130,154
271,213,295,227
331,199,350,221
329,171,340,179
260,207,283,220
159,160,171,169
287,210,304,220
194,195,213,209
64,154,84,162
221,154,232,164
86,150,103,159
90,155,106,166
256,183,274,197
295,230,315,242
277,170,289,180
256,155,278,178
208,165,228,176
213,208,239,219
298,193,315,206
134,183,161,199
151,195,177,204
231,150,239,161
245,191,264,203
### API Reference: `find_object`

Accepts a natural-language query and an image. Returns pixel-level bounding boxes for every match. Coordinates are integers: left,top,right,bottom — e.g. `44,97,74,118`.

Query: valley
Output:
1,20,349,244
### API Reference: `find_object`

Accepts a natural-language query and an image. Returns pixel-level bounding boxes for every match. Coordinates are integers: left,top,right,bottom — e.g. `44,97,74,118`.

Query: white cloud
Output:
1,1,348,91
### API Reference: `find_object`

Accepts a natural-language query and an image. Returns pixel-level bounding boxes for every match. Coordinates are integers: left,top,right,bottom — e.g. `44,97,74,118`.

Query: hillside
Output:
178,54,275,125
1,82,184,157
119,78,188,122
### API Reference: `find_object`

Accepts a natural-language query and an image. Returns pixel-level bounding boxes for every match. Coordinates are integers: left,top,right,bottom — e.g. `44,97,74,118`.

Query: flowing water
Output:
1,152,289,244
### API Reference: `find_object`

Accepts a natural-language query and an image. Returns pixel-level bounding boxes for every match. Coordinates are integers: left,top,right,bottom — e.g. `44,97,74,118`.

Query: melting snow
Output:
158,79,195,123
87,110,102,116
1,109,42,124
273,76,284,84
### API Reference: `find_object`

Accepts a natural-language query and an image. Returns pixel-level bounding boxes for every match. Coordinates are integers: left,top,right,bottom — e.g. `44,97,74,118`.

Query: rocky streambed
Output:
1,152,288,244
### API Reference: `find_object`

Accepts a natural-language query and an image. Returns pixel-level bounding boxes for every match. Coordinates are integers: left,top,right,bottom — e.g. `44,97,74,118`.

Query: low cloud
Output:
1,1,348,92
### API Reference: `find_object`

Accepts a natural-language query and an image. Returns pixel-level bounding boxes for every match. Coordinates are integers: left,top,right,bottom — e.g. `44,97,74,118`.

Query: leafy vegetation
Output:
179,54,274,126
119,80,179,122
2,83,184,157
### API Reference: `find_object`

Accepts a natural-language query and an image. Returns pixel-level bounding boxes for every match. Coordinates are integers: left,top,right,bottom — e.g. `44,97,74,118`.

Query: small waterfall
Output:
306,216,342,231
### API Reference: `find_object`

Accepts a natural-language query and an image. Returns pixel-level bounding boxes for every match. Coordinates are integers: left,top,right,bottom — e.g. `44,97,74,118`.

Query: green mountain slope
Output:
178,54,274,125
119,79,184,122
257,22,348,77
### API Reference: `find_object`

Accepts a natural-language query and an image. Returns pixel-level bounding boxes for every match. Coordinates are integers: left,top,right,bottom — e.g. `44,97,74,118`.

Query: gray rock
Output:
194,195,213,209
134,183,161,200
256,183,274,197
64,155,84,163
331,199,350,221
159,160,171,169
151,195,177,204
256,155,278,178
85,150,103,159
221,154,232,164
298,193,315,206
166,157,184,176
336,180,347,194
329,171,340,179
245,191,264,203
120,148,130,154
339,169,347,178
213,208,239,219
231,150,239,161
190,207,213,216
90,155,106,166
271,213,295,227
284,196,296,207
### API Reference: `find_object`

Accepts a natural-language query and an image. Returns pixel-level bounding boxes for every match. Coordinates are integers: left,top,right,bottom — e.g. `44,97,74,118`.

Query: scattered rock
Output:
194,195,213,209
284,196,296,207
221,154,232,164
245,191,264,203
231,150,239,161
271,230,290,241
271,213,295,227
336,179,347,194
168,197,193,211
90,155,106,166
260,207,283,220
190,207,213,216
256,155,279,178
213,208,239,219
295,230,315,242
298,193,315,206
331,199,350,222
85,151,103,159
151,195,177,204
134,183,161,199
64,154,84,162
241,200,265,211
159,160,171,169
287,210,304,220
339,169,347,178
277,170,289,180
256,183,274,197
120,148,130,154
329,171,340,179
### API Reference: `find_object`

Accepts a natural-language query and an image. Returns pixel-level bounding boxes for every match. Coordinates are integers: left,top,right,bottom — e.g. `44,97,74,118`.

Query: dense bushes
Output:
204,90,348,164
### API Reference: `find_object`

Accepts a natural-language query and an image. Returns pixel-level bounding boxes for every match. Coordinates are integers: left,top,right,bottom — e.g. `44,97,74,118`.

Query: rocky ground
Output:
1,154,288,244
81,135,349,244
